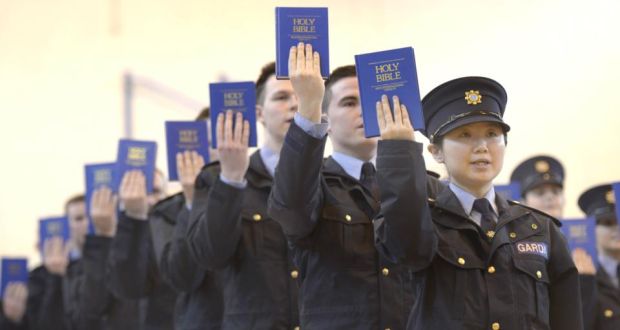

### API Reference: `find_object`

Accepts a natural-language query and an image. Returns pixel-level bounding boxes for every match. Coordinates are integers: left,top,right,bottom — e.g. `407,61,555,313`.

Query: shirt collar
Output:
331,151,374,181
259,146,279,178
448,182,498,216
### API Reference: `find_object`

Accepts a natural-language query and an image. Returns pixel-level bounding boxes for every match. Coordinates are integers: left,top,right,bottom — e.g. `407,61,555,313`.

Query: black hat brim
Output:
433,113,511,142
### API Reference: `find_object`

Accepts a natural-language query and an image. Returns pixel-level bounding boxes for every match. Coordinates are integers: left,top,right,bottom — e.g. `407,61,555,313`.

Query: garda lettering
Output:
179,129,198,144
224,92,245,107
375,62,401,83
516,242,548,259
292,17,316,33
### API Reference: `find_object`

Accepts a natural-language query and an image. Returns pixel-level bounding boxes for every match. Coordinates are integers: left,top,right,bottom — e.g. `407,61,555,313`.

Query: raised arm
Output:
187,111,251,269
107,171,156,299
159,155,210,291
373,95,437,270
268,42,327,242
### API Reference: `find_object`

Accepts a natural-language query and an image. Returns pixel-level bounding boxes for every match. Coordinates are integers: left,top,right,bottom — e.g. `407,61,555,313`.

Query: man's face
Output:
257,75,297,144
326,77,377,159
524,184,565,218
67,200,87,249
430,122,506,192
147,171,167,208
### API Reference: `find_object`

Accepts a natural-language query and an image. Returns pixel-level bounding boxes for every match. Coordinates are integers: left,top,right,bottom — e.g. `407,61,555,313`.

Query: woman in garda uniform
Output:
372,77,583,330
511,155,598,327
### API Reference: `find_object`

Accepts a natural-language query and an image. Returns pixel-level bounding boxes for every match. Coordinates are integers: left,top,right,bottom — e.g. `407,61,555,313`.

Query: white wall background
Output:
1,0,619,264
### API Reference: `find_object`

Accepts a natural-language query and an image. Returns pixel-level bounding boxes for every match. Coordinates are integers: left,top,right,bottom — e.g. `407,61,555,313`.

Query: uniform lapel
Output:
323,156,379,218
432,187,478,232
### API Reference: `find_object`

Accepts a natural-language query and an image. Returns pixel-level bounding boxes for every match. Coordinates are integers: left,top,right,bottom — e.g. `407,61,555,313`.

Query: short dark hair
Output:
321,65,357,114
256,62,276,105
65,194,85,213
195,107,210,121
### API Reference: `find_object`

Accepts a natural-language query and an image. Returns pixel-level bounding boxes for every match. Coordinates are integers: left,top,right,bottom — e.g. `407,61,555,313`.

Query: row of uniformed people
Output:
2,43,618,329
512,156,620,330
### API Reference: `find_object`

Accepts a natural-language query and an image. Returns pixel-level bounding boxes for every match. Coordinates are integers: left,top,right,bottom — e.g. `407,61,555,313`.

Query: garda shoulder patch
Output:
515,241,549,259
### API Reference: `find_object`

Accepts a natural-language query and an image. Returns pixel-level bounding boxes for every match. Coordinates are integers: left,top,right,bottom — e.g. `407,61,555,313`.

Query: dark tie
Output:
360,162,380,201
473,198,496,239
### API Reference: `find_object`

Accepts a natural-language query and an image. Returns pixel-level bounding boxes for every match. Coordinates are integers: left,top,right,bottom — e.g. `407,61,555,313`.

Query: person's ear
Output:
256,104,265,127
428,144,444,163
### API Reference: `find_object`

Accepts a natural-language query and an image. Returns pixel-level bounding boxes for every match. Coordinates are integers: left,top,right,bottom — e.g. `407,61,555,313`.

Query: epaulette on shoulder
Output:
202,160,221,172
153,192,184,211
507,200,562,227
194,160,221,188
153,192,185,208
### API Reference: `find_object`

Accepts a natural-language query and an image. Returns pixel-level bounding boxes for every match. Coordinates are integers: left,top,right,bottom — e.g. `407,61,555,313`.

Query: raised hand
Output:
177,150,205,204
2,282,28,323
376,95,415,141
218,110,250,183
289,42,324,123
120,170,148,220
43,237,70,275
572,248,596,275
90,186,118,237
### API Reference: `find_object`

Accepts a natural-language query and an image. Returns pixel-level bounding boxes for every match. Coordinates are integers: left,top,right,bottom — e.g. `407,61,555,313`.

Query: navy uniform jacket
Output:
108,193,222,329
17,265,63,330
268,122,414,330
374,140,583,330
108,210,175,330
79,235,143,330
588,268,620,329
187,151,300,330
27,262,80,330
579,274,597,329
158,193,223,330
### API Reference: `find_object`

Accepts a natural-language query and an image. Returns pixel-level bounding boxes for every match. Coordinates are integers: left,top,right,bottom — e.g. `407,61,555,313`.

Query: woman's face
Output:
429,122,506,194
596,223,620,258
524,184,565,218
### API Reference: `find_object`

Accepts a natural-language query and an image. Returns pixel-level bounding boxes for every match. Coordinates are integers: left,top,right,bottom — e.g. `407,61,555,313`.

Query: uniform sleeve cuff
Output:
294,112,328,139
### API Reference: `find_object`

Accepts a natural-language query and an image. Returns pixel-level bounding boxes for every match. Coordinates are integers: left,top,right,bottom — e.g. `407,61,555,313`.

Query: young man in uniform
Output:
373,76,583,329
158,107,224,330
268,43,413,329
79,187,143,329
18,195,89,329
107,169,188,330
578,184,620,330
186,62,300,329
108,107,224,330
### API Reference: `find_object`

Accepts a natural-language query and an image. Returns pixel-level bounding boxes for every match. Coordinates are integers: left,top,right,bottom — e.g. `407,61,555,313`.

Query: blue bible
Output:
560,218,598,265
209,82,257,148
495,183,521,201
113,139,157,193
85,163,116,234
613,182,620,223
275,7,330,79
165,121,210,181
39,216,70,249
1,258,28,297
355,47,424,137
